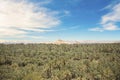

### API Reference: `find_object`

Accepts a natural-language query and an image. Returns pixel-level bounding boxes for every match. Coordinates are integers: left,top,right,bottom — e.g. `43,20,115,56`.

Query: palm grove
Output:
0,43,120,80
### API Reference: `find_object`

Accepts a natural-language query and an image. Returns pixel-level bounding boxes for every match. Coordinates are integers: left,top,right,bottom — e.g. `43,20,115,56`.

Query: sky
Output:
0,0,120,42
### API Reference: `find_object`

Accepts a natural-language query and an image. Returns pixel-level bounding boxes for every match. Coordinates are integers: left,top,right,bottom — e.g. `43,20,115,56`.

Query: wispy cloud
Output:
63,10,70,15
58,10,71,18
69,25,80,29
89,27,103,32
0,0,60,39
90,2,120,32
38,0,53,5
53,25,80,32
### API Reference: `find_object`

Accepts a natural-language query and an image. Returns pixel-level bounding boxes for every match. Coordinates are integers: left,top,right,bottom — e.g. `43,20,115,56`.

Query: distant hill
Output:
53,40,120,44
0,40,120,44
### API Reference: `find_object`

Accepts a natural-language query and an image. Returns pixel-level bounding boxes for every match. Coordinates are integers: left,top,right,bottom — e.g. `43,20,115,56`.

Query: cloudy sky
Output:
0,0,120,42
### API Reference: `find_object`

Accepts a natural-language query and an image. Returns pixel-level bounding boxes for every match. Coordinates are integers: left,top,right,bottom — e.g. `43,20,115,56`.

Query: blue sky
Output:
0,0,120,42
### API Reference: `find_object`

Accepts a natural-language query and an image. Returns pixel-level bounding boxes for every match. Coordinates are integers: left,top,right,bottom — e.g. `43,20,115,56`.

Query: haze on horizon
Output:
0,0,120,42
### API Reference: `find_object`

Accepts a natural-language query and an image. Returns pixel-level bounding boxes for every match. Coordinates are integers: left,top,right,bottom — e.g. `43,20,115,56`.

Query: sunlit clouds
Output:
0,0,60,38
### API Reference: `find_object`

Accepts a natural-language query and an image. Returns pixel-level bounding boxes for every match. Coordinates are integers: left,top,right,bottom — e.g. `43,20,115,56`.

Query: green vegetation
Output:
0,43,120,80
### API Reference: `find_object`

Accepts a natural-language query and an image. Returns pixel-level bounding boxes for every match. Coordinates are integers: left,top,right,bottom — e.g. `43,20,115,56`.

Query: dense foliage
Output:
0,43,120,80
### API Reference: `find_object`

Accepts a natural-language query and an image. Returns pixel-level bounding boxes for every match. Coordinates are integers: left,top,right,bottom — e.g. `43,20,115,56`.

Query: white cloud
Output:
90,3,120,32
0,27,26,37
103,23,119,30
101,3,120,24
0,0,60,39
